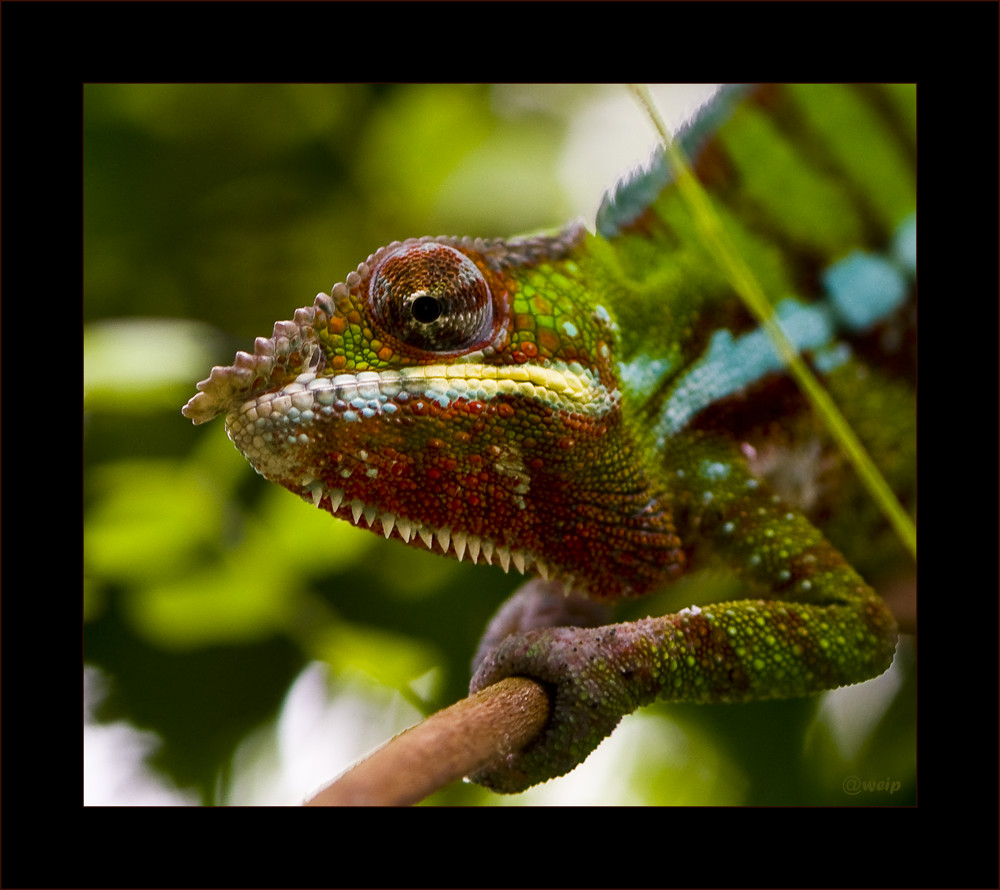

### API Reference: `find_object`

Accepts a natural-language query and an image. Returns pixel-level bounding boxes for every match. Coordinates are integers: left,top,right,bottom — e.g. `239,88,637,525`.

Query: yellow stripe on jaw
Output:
229,360,618,453
396,360,606,405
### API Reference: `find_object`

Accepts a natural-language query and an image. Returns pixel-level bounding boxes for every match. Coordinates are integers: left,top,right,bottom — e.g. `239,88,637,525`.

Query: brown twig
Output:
303,676,550,806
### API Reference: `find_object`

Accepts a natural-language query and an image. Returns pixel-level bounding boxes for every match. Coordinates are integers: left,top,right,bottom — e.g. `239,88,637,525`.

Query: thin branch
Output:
304,676,550,806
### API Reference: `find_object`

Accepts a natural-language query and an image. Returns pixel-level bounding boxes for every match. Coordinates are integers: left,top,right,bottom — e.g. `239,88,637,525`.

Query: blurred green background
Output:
83,84,915,806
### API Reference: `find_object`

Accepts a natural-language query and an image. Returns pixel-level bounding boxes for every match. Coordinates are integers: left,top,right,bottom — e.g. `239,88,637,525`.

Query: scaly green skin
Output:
183,84,914,793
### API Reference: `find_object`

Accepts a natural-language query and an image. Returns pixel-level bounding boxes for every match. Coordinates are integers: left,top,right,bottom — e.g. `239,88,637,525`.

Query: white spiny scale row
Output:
302,480,550,578
183,308,322,425
231,358,616,439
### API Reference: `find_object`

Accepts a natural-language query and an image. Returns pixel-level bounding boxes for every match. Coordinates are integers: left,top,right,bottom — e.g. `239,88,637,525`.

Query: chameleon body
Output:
183,84,915,793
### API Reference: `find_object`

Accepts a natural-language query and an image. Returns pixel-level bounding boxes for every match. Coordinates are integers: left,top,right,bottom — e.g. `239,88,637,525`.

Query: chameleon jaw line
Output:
302,481,547,577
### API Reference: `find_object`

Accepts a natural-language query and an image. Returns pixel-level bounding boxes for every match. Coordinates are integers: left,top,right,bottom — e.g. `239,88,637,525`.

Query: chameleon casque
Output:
183,84,915,794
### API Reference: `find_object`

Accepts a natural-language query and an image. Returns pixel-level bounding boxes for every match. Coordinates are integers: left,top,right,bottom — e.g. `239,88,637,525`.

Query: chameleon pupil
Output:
368,241,494,353
411,294,442,324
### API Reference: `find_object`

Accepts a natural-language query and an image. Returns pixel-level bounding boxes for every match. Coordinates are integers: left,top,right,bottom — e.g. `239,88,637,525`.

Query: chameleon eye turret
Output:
367,242,495,353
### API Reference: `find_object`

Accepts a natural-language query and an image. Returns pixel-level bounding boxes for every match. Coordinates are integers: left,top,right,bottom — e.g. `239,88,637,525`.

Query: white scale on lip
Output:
230,359,616,435
301,478,548,578
226,360,617,482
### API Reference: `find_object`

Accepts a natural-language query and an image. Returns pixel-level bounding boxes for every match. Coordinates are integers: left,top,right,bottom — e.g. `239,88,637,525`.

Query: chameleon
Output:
183,84,915,794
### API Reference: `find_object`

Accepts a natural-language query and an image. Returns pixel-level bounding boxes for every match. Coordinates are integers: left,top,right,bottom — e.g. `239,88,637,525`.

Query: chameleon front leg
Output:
469,433,898,793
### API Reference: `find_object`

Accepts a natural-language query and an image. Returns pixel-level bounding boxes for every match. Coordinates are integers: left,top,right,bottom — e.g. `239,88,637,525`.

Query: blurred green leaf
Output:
85,319,224,413
85,459,225,585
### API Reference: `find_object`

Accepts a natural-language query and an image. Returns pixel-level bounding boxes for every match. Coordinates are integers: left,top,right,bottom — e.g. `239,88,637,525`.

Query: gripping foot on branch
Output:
469,579,662,793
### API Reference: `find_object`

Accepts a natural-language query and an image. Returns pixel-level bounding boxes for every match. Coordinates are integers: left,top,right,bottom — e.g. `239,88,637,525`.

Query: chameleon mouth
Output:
302,480,551,578
217,361,609,592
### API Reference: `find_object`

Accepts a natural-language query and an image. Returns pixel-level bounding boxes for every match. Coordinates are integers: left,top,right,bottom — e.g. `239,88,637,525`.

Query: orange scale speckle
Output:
537,329,561,354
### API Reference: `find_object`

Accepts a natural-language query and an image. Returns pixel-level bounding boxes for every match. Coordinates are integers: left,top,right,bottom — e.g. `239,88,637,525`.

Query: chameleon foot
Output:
469,588,667,793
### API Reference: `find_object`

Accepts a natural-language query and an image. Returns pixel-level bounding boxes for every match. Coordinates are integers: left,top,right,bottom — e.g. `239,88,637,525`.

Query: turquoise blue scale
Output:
596,84,915,451
652,212,915,447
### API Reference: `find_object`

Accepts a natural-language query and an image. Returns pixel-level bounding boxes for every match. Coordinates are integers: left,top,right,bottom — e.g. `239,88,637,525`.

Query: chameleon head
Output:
183,227,684,599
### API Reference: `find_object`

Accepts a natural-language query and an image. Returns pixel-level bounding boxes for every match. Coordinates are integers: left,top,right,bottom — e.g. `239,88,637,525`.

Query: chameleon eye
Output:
369,242,493,353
